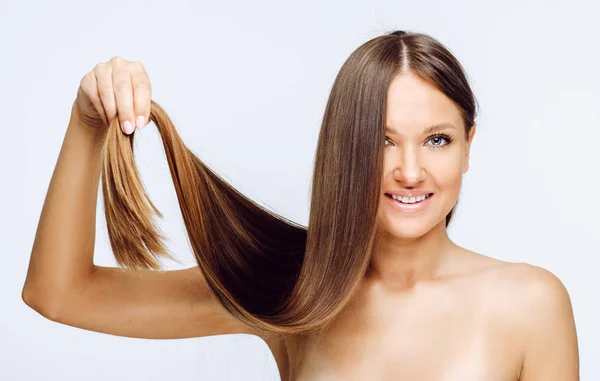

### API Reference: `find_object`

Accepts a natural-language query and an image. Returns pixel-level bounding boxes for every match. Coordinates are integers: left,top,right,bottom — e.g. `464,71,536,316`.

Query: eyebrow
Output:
385,122,457,135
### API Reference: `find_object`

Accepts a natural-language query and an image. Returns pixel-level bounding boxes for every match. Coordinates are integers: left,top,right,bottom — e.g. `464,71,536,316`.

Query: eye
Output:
426,133,453,149
384,137,393,147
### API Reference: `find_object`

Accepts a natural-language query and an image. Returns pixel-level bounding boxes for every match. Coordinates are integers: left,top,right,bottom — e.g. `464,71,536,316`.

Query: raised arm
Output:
21,58,265,340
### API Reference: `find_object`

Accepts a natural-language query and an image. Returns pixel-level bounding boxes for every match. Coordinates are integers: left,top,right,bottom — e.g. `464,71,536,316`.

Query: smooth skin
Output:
22,57,579,380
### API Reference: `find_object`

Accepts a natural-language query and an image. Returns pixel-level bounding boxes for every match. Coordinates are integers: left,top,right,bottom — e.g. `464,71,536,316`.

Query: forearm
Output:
22,100,108,314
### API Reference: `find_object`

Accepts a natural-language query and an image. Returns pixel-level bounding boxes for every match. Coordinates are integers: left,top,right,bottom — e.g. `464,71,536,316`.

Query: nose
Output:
392,145,425,186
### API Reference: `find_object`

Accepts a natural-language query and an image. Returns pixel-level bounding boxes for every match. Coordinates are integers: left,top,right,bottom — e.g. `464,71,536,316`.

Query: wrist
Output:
69,100,108,141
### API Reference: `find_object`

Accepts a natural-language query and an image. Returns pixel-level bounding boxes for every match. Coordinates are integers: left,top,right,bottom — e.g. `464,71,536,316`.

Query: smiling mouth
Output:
384,193,434,204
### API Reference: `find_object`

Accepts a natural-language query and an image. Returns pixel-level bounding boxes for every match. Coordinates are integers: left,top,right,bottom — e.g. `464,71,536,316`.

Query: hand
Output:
75,56,151,134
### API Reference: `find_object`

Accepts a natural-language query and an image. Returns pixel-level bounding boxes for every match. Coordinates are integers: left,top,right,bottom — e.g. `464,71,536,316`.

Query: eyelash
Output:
384,133,454,150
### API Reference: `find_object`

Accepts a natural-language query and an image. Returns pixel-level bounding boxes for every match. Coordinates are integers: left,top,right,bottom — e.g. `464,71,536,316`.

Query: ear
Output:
463,123,476,173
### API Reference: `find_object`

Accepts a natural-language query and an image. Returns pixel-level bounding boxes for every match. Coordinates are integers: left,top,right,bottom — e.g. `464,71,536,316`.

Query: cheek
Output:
429,154,464,190
427,156,464,214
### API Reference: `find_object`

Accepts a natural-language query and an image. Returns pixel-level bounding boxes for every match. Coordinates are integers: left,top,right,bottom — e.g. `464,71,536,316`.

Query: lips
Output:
384,192,434,212
384,192,434,202
385,190,434,198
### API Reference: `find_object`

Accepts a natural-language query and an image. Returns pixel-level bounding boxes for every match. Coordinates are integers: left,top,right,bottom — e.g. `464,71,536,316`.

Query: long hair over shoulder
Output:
99,30,478,336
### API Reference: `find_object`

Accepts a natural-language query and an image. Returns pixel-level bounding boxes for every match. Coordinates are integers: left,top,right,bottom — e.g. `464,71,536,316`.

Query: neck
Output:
367,220,457,291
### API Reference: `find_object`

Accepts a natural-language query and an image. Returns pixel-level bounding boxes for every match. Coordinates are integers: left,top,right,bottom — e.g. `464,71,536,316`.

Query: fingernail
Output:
136,115,145,130
123,120,134,134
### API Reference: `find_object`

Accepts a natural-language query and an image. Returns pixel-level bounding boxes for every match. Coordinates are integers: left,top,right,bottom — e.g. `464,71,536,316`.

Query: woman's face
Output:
375,72,476,240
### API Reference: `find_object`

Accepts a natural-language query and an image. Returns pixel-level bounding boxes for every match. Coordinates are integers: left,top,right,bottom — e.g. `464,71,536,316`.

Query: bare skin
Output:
22,57,578,381
275,248,578,380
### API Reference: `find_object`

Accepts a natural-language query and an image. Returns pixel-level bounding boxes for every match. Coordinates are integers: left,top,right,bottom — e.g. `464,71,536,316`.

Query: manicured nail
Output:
123,120,134,134
136,115,145,130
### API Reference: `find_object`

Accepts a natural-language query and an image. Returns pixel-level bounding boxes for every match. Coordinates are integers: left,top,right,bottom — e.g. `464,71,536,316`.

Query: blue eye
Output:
426,133,453,149
384,134,454,149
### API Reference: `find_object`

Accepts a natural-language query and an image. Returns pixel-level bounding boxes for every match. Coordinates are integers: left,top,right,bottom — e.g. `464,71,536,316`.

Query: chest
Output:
280,284,522,381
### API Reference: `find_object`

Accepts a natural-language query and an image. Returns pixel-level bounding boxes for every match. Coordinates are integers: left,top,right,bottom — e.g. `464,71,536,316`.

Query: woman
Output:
22,30,579,380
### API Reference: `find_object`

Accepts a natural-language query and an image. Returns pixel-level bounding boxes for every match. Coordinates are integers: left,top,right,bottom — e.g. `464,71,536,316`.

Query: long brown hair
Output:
99,30,478,336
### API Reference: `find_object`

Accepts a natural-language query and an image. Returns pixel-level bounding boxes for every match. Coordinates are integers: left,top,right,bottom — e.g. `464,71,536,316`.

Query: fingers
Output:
95,63,118,130
78,71,108,126
111,57,136,134
89,56,152,134
130,61,151,130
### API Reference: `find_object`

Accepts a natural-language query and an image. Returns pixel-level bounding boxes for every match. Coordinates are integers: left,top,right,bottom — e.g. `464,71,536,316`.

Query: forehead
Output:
386,72,462,132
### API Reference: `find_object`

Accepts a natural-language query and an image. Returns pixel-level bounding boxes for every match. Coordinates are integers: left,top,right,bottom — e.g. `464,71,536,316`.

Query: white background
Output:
1,0,598,380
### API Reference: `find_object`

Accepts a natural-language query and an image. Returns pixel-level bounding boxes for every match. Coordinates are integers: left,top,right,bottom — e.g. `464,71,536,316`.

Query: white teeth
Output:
390,194,429,204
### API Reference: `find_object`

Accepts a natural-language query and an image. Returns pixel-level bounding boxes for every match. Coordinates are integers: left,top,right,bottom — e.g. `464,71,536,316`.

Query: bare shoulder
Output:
464,256,579,379
465,255,573,317
454,250,571,304
489,261,576,337
453,251,574,333
483,261,572,311
498,262,578,379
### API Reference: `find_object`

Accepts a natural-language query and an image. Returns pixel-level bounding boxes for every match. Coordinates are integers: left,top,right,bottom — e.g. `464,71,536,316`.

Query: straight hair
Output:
99,30,478,336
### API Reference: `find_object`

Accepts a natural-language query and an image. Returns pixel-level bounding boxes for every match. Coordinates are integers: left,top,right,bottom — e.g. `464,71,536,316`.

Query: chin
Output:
380,220,433,240
376,212,449,241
